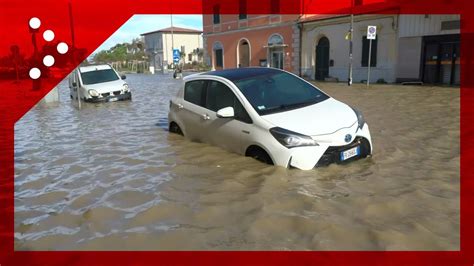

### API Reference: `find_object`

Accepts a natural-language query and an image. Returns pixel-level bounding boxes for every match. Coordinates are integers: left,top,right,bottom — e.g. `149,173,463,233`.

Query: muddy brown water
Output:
14,74,459,250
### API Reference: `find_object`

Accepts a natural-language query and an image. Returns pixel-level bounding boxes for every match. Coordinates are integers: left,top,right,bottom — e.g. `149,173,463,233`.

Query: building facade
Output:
203,12,300,73
141,27,203,72
301,14,398,83
396,15,460,85
300,14,460,85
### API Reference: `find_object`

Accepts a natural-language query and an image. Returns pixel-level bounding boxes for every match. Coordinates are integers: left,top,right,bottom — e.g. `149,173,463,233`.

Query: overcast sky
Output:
93,15,202,53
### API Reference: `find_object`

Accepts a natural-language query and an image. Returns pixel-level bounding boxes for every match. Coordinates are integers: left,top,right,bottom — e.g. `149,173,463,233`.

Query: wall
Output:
301,15,398,83
205,24,295,71
398,15,460,38
395,37,422,81
162,33,203,64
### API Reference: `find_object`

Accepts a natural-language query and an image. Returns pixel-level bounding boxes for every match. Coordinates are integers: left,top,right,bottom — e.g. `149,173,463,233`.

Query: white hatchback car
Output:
168,67,372,170
69,64,131,102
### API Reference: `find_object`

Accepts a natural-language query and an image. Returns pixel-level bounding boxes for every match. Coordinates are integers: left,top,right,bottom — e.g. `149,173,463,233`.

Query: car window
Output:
184,80,207,107
206,81,252,124
206,81,235,112
80,69,119,85
233,72,329,115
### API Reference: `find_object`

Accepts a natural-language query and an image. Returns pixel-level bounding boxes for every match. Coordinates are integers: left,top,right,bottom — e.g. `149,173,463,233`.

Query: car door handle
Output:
201,114,210,120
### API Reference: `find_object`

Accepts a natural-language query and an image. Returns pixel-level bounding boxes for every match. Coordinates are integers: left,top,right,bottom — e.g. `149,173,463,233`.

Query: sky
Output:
92,15,202,54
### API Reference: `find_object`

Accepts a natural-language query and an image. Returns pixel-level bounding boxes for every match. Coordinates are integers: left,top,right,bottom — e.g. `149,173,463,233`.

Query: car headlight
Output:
351,107,366,129
269,127,319,148
88,89,99,97
122,84,129,92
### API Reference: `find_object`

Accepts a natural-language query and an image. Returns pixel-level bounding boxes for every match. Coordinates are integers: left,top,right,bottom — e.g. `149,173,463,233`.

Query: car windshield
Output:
80,69,119,85
233,72,329,115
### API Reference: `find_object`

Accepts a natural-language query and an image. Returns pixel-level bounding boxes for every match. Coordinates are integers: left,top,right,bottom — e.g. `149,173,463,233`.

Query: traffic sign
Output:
367,25,377,40
173,49,180,63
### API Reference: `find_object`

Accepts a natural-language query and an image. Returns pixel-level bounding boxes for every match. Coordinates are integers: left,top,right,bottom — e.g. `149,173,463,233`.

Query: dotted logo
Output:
28,17,69,80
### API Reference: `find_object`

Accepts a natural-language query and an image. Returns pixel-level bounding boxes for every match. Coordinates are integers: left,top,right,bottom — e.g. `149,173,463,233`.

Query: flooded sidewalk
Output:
14,74,459,250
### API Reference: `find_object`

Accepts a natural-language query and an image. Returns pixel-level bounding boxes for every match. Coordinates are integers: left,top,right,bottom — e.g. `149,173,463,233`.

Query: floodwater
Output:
14,74,460,250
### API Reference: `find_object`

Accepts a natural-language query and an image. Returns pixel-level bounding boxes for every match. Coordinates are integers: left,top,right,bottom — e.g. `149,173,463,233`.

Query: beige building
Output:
141,27,203,72
300,14,460,85
301,14,398,83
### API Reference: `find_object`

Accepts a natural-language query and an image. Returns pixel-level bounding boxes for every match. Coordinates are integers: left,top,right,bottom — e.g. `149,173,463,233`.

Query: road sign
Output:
173,48,180,63
367,25,377,40
366,26,376,87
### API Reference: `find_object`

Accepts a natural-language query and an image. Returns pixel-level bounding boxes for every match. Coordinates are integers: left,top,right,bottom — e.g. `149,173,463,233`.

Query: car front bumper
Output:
269,123,373,170
84,91,132,103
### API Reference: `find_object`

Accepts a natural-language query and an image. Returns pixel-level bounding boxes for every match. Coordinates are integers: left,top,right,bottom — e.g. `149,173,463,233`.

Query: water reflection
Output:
14,74,459,250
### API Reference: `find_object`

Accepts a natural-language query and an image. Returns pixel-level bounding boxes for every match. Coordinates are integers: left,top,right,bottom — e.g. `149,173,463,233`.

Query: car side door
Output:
179,79,209,141
201,80,253,154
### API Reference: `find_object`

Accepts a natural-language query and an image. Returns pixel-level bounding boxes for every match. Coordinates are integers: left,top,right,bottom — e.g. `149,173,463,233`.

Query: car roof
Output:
79,65,113,73
200,67,284,82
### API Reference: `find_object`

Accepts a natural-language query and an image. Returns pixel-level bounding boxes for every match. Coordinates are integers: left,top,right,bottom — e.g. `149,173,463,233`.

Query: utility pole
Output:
347,0,354,86
348,0,354,86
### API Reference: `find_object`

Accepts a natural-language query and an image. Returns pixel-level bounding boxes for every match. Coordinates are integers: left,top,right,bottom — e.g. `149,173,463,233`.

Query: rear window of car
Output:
184,80,207,106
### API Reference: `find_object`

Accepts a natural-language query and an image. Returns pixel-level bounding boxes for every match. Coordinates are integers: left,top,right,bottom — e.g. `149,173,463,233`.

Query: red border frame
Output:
0,0,472,264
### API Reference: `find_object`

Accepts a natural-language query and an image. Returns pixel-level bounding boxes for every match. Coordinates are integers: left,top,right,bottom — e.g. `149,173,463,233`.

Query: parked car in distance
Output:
168,67,373,170
68,64,131,103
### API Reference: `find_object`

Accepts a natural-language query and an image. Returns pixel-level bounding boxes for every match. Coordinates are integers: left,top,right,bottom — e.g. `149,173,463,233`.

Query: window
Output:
206,81,252,123
188,53,193,62
361,36,377,67
206,81,235,112
184,80,207,107
181,45,185,54
239,0,247,20
270,0,280,14
215,49,223,67
213,5,220,24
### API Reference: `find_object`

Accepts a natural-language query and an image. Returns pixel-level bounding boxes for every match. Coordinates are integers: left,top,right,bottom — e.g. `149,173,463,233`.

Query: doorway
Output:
238,39,250,67
422,34,460,85
270,50,283,69
315,37,330,81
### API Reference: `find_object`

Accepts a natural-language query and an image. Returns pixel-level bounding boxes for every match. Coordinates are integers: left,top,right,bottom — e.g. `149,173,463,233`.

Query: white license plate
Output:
108,97,118,102
340,146,360,161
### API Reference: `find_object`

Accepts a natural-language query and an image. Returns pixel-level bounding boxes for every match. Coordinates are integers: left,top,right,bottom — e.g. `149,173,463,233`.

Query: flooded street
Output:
14,73,459,250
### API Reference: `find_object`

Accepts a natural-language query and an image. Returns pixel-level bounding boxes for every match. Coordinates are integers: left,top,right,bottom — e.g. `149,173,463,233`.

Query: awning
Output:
263,44,289,48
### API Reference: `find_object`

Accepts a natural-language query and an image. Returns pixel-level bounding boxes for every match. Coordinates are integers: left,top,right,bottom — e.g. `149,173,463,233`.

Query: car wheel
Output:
246,146,273,165
169,122,183,136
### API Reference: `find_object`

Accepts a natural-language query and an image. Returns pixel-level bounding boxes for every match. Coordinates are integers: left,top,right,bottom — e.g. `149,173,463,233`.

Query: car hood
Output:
261,98,357,136
82,79,125,93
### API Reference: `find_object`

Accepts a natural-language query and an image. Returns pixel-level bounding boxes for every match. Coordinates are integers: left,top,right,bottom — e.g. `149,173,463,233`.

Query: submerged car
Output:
68,64,131,102
168,67,372,170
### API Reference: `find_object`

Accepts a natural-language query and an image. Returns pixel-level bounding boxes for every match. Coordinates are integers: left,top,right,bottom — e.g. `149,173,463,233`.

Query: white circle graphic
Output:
29,17,41,29
29,68,41,79
43,30,55,42
57,42,69,54
43,55,55,67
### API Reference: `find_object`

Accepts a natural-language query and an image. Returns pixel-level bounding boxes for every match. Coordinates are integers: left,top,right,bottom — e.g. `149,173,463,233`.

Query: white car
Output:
168,67,372,170
69,64,131,102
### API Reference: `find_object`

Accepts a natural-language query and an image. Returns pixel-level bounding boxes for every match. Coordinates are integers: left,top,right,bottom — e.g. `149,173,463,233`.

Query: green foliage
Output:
93,38,146,64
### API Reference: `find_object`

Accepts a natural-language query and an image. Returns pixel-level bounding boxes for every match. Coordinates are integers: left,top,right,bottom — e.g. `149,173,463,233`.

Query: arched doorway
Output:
315,37,330,80
238,39,250,67
267,34,285,69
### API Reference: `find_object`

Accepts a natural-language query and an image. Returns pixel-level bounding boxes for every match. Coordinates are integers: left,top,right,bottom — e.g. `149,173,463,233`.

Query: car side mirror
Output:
72,82,77,87
121,75,126,80
216,107,234,118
